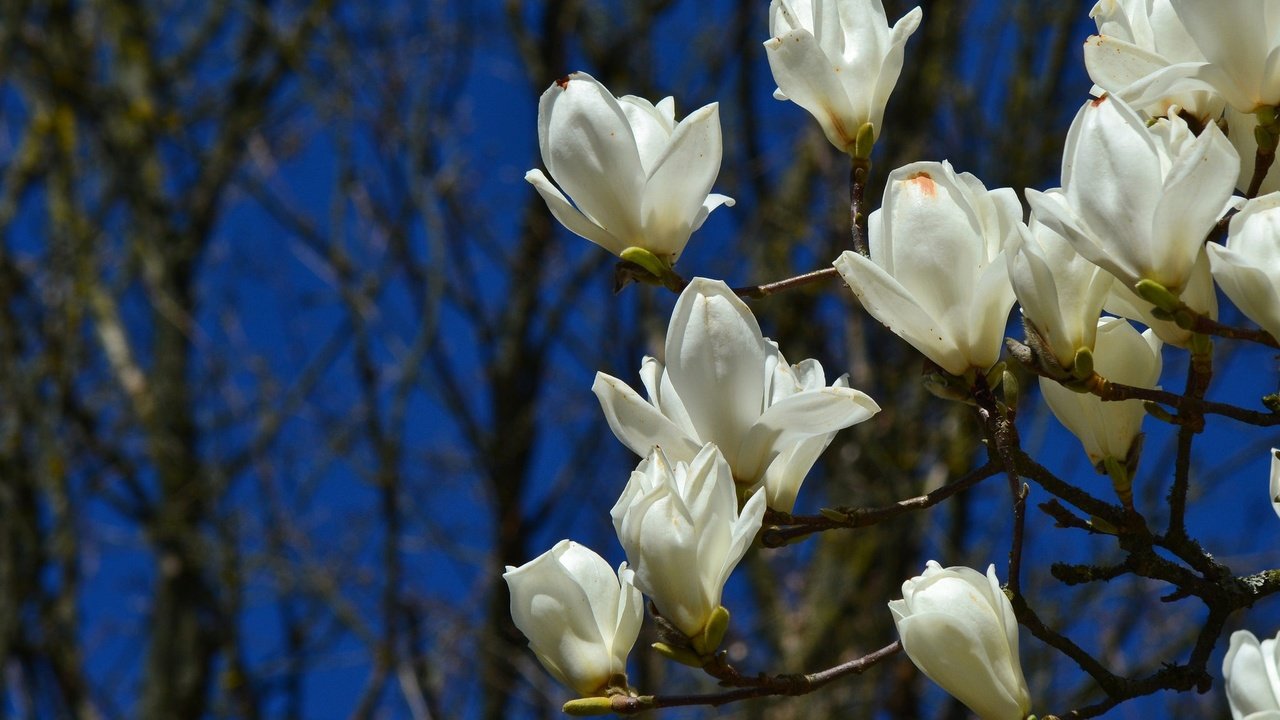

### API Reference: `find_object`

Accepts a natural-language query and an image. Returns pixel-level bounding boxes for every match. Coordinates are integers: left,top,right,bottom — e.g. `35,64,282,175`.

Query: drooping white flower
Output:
1208,193,1280,340
503,540,643,697
611,444,766,639
889,561,1032,720
763,0,922,153
1039,317,1163,468
1007,215,1113,372
525,72,733,262
593,278,879,511
1224,629,1280,719
834,160,1019,375
1083,0,1223,121
1028,97,1238,297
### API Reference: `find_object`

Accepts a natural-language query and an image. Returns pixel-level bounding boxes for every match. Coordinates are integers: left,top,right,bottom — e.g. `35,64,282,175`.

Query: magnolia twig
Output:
608,641,901,713
1247,141,1277,199
731,266,840,299
1008,482,1030,594
760,462,1001,547
1083,377,1280,427
849,157,871,256
1185,313,1280,349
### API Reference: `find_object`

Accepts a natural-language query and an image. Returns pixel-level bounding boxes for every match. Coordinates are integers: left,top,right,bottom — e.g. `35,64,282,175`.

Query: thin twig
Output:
849,157,871,256
608,641,901,713
730,266,840,299
760,462,1001,547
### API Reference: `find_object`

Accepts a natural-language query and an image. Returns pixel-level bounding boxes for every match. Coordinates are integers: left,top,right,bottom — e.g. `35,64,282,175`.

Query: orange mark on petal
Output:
905,172,936,197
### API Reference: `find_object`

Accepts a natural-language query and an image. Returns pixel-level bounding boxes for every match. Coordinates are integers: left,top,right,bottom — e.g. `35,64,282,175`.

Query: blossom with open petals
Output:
763,0,922,153
1083,0,1222,121
526,72,733,263
835,160,1019,375
594,278,879,511
1028,97,1237,297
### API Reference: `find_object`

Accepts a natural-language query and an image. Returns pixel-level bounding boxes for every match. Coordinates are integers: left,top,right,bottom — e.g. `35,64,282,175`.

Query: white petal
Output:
593,372,702,462
641,104,725,258
663,279,769,471
618,95,675,176
835,250,967,374
540,73,646,245
1226,630,1280,718
764,30,859,151
689,193,736,234
1209,244,1280,342
525,169,625,255
737,387,880,483
1149,121,1239,290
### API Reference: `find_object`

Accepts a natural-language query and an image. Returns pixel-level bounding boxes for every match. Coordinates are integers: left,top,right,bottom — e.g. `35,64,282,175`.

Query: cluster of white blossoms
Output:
504,0,1280,717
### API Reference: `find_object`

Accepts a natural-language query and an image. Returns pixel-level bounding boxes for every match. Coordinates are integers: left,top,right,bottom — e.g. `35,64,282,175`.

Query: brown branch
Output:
849,156,871,256
760,462,1001,547
731,266,840,299
609,641,901,713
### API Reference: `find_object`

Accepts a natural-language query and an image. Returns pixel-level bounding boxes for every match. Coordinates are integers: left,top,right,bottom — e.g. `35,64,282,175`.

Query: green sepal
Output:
1257,125,1278,155
923,372,973,403
819,507,849,522
620,246,672,279
1070,347,1094,381
984,361,1007,390
1143,401,1178,424
1088,515,1119,535
852,122,876,160
1103,455,1133,508
694,606,730,656
652,642,706,668
1133,279,1180,312
1257,105,1278,129
1002,369,1019,409
563,697,615,716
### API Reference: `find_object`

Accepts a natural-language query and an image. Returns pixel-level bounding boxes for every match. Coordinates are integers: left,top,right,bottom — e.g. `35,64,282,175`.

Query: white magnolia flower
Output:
834,160,1019,375
1007,215,1113,371
525,72,733,262
1111,0,1280,115
1208,193,1280,340
1174,0,1280,113
1040,317,1162,467
611,444,766,639
1028,97,1238,297
889,561,1032,720
763,0,922,153
1083,0,1223,121
1224,629,1280,719
503,540,643,697
593,277,880,511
